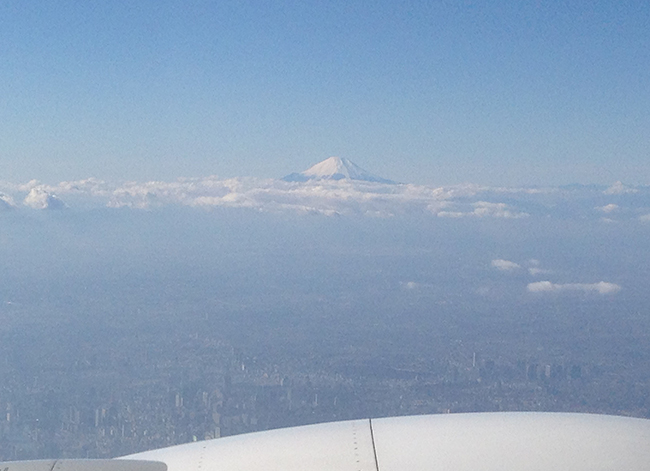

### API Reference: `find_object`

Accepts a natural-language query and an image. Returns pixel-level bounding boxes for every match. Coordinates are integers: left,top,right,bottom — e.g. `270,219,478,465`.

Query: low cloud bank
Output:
0,177,530,217
0,177,647,219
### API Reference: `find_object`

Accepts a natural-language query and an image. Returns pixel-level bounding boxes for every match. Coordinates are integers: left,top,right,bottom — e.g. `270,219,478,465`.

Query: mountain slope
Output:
283,157,395,184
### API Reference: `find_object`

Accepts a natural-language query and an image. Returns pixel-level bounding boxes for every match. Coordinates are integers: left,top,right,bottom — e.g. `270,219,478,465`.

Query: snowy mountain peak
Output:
283,157,395,183
303,157,362,179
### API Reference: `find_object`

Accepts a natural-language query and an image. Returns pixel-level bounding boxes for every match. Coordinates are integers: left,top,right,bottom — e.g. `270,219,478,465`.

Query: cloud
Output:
436,211,466,218
23,188,67,210
491,259,521,271
17,179,41,192
522,259,553,276
473,202,529,218
639,214,650,222
527,281,621,295
103,178,468,216
2,175,647,221
0,193,17,211
400,281,420,290
603,181,638,195
438,201,528,219
55,178,110,196
597,203,619,213
490,257,553,276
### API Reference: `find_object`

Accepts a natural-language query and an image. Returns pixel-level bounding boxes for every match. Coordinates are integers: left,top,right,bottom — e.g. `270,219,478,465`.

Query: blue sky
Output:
1,0,649,185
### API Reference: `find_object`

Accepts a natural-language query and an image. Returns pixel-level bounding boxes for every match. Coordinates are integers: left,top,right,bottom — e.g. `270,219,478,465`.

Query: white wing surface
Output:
371,412,650,471
124,418,377,471
122,412,650,471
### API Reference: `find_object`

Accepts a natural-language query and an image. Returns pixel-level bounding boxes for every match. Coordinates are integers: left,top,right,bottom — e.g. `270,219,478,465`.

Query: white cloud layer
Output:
0,176,648,220
3,177,509,217
527,281,621,295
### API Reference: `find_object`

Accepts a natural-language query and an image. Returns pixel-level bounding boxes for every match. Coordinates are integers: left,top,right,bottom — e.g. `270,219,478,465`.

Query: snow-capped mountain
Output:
283,157,395,184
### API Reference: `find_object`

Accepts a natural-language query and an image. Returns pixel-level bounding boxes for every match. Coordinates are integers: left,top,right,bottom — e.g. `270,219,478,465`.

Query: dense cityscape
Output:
0,290,648,460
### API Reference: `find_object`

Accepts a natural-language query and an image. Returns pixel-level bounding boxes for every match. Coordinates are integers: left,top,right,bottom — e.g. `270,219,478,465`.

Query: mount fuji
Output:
283,157,395,184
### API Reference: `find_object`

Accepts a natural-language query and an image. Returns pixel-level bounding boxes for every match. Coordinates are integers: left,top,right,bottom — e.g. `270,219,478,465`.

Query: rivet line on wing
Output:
352,421,361,470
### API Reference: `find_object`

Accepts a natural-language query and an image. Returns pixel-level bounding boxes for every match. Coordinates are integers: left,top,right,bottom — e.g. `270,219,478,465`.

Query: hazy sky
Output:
1,0,649,186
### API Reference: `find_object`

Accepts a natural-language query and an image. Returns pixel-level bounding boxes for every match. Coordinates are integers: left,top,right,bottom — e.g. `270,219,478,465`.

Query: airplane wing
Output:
125,412,650,471
2,413,650,471
0,460,166,471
